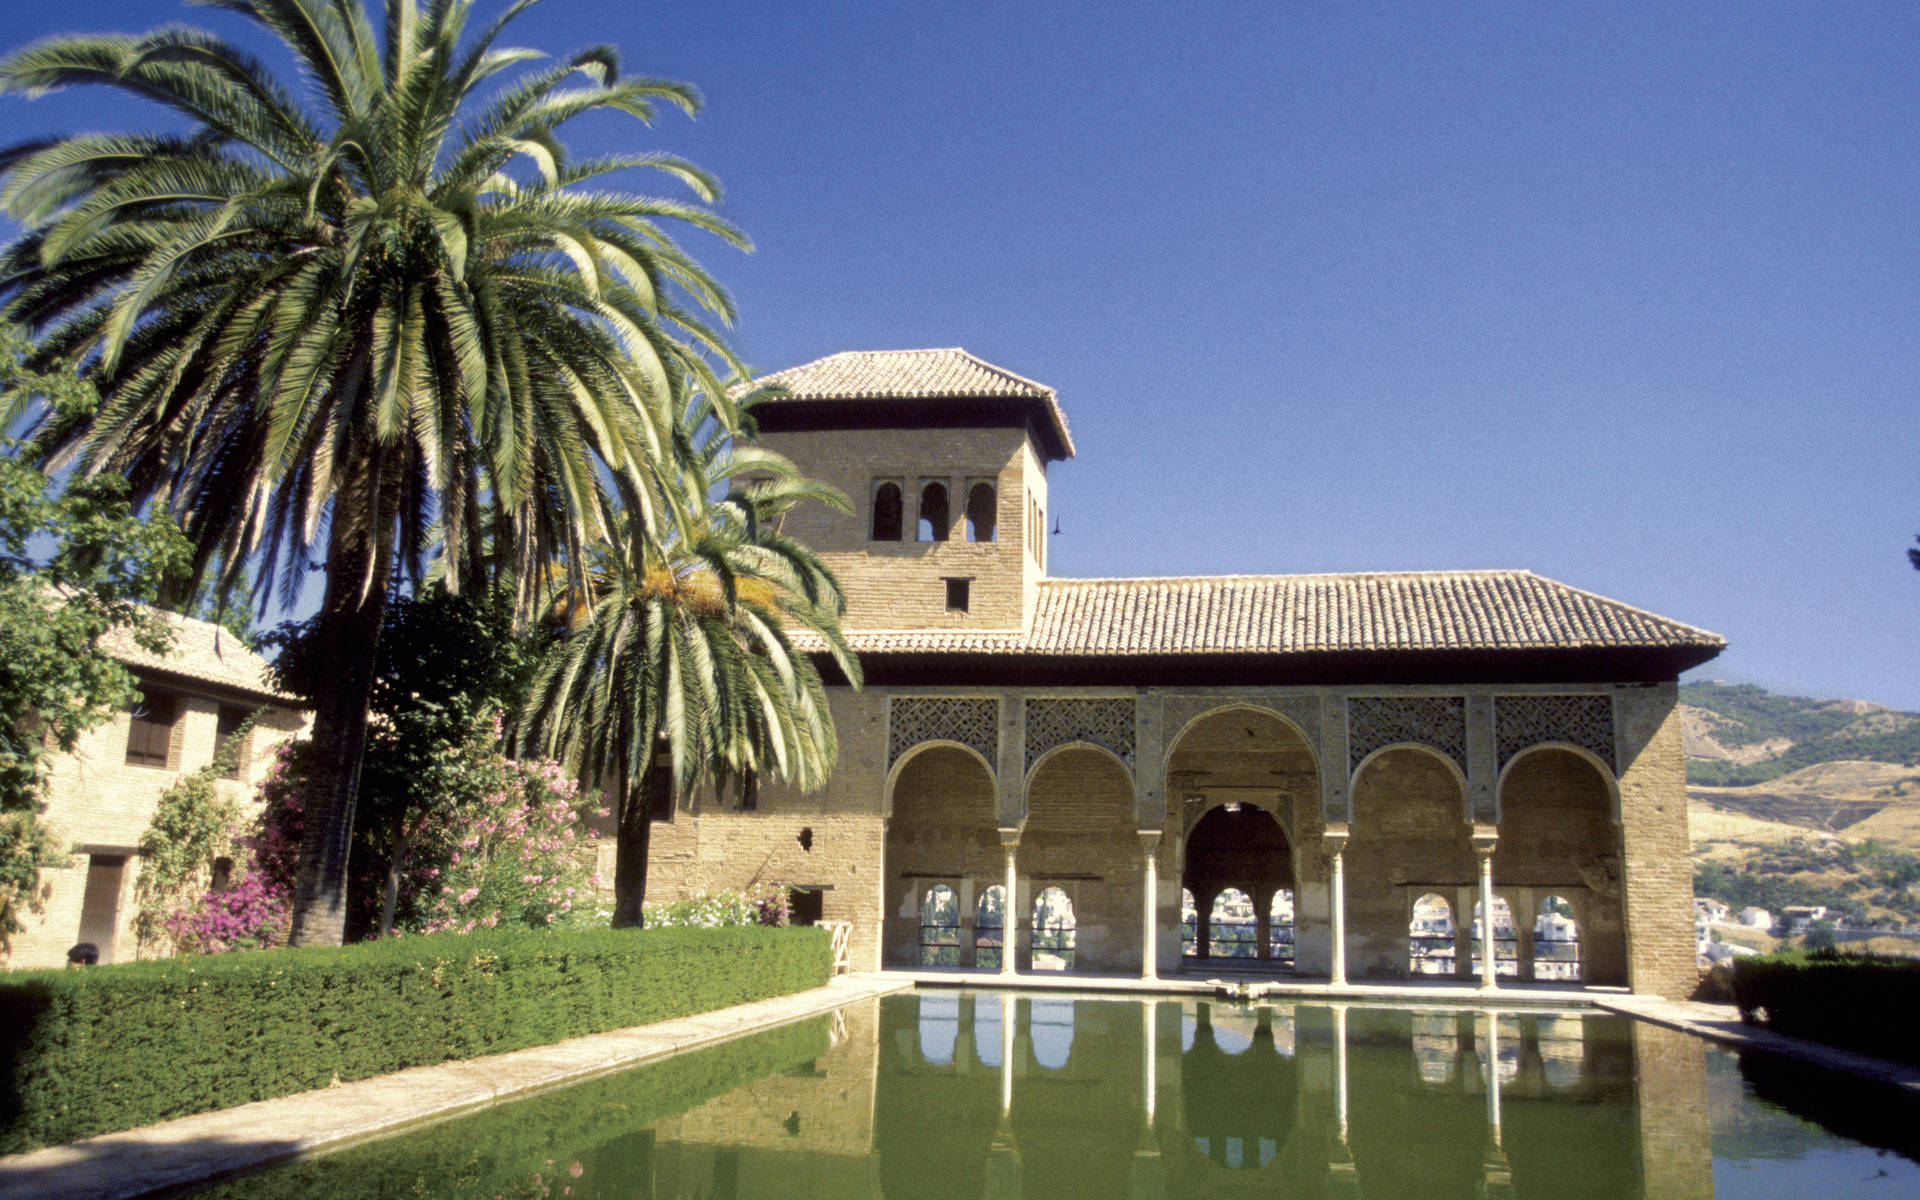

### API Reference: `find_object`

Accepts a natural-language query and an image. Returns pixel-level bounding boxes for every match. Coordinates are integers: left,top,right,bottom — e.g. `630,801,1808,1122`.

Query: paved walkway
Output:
897,965,1606,1007
0,974,912,1200
1592,992,1920,1094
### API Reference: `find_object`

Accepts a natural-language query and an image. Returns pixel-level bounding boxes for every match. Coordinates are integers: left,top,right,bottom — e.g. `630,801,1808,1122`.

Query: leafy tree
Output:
0,340,191,938
131,711,254,953
0,1,750,943
520,395,860,926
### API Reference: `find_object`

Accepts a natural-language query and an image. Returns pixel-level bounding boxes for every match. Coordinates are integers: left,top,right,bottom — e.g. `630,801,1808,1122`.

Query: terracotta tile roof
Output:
99,609,299,705
802,571,1723,658
751,348,1076,460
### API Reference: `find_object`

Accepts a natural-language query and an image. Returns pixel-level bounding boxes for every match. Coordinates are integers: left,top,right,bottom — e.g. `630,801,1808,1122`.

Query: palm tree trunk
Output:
288,446,394,947
611,756,657,928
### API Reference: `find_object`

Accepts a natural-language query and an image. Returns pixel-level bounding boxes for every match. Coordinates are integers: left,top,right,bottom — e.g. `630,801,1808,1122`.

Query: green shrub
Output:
0,924,830,1153
1731,951,1920,1065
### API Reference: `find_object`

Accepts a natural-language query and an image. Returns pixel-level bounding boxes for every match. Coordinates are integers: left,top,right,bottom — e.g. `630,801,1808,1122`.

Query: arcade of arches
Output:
875,693,1643,990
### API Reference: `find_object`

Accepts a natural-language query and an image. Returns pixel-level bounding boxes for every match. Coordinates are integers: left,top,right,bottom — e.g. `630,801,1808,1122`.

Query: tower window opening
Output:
945,578,971,612
871,481,903,541
966,482,997,542
918,482,950,542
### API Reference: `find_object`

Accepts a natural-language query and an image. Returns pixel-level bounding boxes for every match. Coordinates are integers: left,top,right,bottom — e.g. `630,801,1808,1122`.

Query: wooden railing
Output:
820,920,853,975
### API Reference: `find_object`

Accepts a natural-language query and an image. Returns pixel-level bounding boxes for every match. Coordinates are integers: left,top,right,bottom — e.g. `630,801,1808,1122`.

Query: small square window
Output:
945,578,971,612
126,688,179,769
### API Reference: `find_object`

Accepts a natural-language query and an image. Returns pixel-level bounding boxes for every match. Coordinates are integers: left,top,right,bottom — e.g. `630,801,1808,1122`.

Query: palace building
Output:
646,348,1724,998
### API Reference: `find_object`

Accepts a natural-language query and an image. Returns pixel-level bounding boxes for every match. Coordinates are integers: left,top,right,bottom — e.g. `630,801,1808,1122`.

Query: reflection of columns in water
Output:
986,993,1021,1200
1000,992,1016,1115
1482,1010,1514,1197
1142,999,1157,1127
1000,832,1020,977
1140,832,1161,980
1133,1000,1164,1200
1329,1004,1359,1196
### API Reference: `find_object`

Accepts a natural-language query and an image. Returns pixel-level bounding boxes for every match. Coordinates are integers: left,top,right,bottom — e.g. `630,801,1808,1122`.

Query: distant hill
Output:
1681,681,1920,787
1682,682,1920,929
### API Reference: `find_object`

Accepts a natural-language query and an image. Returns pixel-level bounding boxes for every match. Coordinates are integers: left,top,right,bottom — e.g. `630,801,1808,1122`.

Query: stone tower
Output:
746,348,1075,633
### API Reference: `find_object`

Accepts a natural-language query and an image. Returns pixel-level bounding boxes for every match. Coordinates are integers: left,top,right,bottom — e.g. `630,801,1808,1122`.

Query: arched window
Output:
965,482,996,542
975,885,1006,970
1031,886,1075,971
1472,896,1519,978
917,482,949,542
1534,894,1582,982
920,884,961,966
871,481,903,541
1180,888,1199,956
973,993,1004,1068
1410,1010,1458,1086
1210,889,1257,959
1409,893,1455,975
1269,888,1295,964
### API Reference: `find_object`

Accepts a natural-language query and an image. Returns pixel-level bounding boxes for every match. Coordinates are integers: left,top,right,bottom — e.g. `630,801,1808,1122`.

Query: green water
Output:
203,990,1920,1199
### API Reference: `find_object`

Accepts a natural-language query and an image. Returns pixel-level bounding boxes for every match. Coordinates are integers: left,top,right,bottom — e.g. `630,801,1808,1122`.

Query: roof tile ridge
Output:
1039,568,1534,586
951,348,1057,397
1523,572,1726,644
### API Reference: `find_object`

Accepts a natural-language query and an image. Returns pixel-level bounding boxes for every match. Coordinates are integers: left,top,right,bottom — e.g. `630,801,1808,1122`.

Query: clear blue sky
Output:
2,2,1915,707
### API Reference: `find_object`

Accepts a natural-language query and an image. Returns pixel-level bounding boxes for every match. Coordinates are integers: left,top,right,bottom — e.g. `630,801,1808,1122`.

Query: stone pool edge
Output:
0,973,914,1200
1591,993,1920,1094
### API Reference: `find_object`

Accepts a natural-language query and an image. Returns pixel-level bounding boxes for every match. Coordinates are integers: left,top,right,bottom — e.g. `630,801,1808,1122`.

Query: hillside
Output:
1682,683,1920,928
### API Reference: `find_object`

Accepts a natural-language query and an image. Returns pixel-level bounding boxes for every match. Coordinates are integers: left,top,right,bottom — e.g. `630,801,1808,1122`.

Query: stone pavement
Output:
0,974,911,1200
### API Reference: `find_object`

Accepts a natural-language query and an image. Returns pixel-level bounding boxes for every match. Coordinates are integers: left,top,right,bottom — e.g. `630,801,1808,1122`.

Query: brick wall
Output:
1616,684,1698,999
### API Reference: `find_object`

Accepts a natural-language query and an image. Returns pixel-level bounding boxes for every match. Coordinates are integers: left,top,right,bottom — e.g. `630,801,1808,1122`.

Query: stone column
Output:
1474,829,1499,991
1139,832,1161,980
1000,829,1021,977
1326,826,1350,985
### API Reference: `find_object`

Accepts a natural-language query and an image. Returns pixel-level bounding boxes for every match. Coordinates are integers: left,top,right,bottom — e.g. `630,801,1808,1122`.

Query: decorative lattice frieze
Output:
888,697,999,769
1347,696,1468,775
1495,694,1615,773
1024,697,1137,772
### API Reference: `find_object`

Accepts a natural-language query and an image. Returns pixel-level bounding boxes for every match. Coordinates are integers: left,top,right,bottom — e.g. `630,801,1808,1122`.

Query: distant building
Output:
1738,907,1773,930
1779,905,1828,934
4,610,309,969
1694,898,1729,922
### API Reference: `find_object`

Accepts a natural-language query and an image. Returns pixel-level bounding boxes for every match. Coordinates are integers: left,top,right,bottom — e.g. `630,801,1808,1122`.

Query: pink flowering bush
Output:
153,741,309,954
416,754,600,934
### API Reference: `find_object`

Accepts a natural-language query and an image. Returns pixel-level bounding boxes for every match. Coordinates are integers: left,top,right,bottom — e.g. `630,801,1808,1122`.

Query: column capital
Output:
1137,830,1162,852
1322,823,1351,852
998,827,1021,853
1471,825,1499,858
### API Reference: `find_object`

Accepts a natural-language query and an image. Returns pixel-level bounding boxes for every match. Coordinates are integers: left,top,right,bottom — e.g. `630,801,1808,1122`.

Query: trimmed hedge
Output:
0,924,830,1154
198,1015,833,1200
1731,950,1920,1066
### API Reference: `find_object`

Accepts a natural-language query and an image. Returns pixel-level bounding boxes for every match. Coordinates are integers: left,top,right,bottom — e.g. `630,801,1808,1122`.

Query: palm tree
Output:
0,0,749,943
520,393,861,927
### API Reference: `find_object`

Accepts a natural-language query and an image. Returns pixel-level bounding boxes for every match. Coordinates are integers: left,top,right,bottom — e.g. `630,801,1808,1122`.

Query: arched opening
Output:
1269,889,1295,963
917,481,949,542
1030,997,1075,1069
974,992,1003,1068
1408,892,1455,975
1031,886,1076,971
1535,893,1581,981
1472,895,1519,978
975,885,1006,970
871,481,903,541
1349,747,1472,980
1210,889,1257,959
965,482,996,542
1410,1009,1459,1086
1180,1004,1298,1171
885,746,1000,968
1538,1014,1587,1088
1180,889,1199,956
1022,746,1135,971
1496,747,1626,985
1181,804,1295,966
920,884,962,966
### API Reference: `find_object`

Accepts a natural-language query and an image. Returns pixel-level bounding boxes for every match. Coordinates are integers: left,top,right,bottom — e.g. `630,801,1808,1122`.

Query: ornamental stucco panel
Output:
887,697,1000,770
1024,697,1136,772
1346,696,1468,776
1495,694,1616,774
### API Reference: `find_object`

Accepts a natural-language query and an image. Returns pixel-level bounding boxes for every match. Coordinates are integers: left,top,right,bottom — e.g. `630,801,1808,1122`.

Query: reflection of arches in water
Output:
1535,893,1582,982
1538,1014,1586,1089
1473,895,1520,978
1180,1003,1299,1170
1029,998,1075,1069
1181,804,1296,962
1409,892,1455,976
973,993,1003,1068
1410,1010,1459,1086
975,885,1006,970
920,884,961,967
1031,886,1076,971
918,992,960,1065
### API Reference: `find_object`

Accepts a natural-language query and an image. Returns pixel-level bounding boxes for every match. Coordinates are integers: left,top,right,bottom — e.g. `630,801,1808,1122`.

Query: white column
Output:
1139,832,1161,980
1000,831,1020,977
1476,840,1499,992
1327,830,1350,986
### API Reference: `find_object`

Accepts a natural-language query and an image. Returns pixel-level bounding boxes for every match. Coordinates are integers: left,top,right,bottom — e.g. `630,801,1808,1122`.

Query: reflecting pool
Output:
200,991,1920,1199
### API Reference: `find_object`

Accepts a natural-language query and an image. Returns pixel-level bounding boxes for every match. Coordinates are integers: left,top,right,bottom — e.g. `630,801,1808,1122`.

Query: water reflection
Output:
218,988,1920,1200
